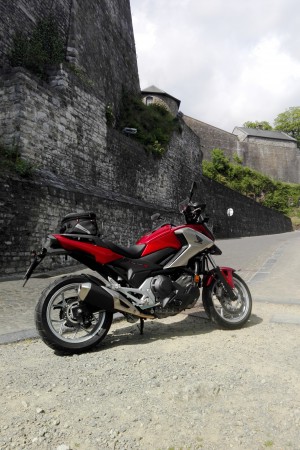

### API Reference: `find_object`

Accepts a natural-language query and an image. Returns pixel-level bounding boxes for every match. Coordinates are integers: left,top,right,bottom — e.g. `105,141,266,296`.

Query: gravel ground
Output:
0,301,300,450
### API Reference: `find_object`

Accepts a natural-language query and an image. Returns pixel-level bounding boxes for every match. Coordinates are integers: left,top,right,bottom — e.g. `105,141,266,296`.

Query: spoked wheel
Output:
35,275,113,353
202,273,252,329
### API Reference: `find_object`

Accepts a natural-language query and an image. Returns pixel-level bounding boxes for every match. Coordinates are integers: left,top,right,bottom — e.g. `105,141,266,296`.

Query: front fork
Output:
195,255,238,301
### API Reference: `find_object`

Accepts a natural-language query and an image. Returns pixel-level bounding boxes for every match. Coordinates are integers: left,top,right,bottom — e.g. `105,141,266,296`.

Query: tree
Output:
243,121,273,130
274,106,300,147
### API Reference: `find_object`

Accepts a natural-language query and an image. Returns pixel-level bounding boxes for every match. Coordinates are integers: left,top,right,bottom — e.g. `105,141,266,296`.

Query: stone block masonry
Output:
0,68,107,184
0,172,181,275
0,0,140,112
184,115,300,184
0,68,292,276
0,172,292,276
0,66,205,274
0,0,293,276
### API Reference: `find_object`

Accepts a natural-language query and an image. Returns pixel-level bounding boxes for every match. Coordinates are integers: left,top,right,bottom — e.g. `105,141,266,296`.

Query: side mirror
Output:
227,208,234,217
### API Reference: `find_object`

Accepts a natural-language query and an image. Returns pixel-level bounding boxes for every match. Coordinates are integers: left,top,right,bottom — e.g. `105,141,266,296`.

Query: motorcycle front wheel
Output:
202,273,252,329
35,275,113,353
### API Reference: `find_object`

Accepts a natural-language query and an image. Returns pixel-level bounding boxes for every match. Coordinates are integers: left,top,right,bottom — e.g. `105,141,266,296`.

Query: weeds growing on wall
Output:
203,148,300,225
66,63,94,88
0,144,34,178
8,15,65,78
117,92,180,155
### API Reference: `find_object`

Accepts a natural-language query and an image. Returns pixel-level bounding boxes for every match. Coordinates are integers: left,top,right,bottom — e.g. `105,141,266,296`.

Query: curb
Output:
0,329,39,345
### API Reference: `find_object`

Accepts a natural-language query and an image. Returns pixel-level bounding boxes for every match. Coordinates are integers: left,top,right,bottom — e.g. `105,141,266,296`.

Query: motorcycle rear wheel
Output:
35,275,113,353
202,273,252,329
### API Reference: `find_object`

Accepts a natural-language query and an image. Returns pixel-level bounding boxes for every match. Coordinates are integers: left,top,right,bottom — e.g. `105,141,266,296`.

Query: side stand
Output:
138,318,144,335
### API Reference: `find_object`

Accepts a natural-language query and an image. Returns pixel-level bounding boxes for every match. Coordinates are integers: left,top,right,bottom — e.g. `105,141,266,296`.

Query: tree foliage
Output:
202,149,300,217
274,106,300,147
243,121,273,130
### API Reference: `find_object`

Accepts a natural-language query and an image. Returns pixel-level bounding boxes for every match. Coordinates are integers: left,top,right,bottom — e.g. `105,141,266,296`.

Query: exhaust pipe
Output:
78,282,155,319
78,282,114,310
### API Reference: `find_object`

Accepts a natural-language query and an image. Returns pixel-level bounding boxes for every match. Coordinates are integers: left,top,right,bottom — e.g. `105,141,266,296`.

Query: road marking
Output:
270,314,300,325
248,243,286,284
254,297,300,305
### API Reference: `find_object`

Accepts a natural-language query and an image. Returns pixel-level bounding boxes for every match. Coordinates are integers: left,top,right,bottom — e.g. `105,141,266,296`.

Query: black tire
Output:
202,273,252,329
35,275,113,353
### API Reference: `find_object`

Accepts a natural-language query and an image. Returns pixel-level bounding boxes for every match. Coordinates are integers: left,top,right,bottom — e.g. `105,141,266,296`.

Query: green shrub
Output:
116,92,180,155
203,148,300,216
9,15,65,78
0,144,34,178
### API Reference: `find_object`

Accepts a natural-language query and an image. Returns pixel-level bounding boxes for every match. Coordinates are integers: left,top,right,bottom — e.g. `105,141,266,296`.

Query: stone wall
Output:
239,138,300,184
0,0,71,65
0,68,107,184
0,173,177,275
0,171,292,276
0,0,140,110
106,125,203,209
73,0,140,109
184,115,239,161
0,67,202,199
197,177,292,238
183,115,300,183
0,1,294,277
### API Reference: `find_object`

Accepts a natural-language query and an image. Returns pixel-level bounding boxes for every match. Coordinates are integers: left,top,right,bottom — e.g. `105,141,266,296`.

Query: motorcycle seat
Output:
102,240,146,259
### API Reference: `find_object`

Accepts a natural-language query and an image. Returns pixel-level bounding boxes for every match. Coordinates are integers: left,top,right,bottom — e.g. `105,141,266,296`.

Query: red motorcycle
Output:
24,182,252,353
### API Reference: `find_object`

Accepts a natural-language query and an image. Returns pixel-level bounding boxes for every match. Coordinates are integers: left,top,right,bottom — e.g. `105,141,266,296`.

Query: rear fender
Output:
203,266,235,289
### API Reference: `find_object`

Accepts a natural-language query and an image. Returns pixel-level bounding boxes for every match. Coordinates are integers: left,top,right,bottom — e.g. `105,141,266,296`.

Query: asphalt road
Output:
215,230,300,306
0,230,299,343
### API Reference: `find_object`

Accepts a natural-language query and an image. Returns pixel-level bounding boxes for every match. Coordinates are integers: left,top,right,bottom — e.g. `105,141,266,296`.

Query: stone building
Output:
233,127,300,183
141,85,181,117
184,116,300,184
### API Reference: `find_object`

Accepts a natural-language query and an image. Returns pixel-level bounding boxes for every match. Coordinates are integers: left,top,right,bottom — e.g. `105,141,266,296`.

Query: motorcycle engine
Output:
150,274,200,319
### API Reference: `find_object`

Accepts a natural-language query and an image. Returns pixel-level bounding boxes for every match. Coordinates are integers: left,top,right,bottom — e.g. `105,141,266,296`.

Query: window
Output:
145,96,153,106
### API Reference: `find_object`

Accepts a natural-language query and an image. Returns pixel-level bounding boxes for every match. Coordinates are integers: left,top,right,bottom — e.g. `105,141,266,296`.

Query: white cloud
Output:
130,0,300,131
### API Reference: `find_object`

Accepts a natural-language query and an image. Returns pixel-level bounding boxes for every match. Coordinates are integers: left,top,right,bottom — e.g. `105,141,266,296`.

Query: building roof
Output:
233,127,297,142
141,85,181,107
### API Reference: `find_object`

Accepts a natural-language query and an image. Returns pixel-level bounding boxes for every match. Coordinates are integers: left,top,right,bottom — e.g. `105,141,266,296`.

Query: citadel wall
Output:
0,0,140,109
0,1,293,275
239,139,300,184
0,169,292,276
183,115,239,161
184,115,300,184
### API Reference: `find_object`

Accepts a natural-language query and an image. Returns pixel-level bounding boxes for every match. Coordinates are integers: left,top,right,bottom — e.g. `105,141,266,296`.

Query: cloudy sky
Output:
130,0,300,132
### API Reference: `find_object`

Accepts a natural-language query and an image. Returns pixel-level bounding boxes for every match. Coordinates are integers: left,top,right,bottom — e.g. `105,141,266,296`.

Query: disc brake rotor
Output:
60,299,83,328
215,285,243,314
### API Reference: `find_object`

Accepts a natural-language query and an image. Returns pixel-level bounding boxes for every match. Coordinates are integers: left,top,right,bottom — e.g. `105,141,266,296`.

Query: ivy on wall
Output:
8,15,65,78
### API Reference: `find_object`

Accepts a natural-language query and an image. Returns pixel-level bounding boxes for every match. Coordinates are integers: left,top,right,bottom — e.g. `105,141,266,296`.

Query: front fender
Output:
203,266,235,289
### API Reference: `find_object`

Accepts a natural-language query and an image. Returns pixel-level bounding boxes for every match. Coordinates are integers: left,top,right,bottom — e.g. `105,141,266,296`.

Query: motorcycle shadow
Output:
95,309,263,352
